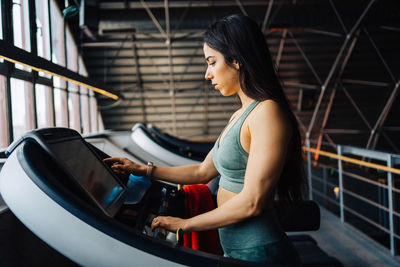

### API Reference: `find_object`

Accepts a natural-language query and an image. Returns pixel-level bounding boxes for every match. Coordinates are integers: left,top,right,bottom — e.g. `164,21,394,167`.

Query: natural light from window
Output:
36,0,51,77
90,91,98,132
35,84,53,128
0,75,7,148
10,78,31,140
50,0,65,67
54,87,68,127
79,58,90,134
68,90,81,133
0,3,3,40
0,3,3,63
12,0,31,71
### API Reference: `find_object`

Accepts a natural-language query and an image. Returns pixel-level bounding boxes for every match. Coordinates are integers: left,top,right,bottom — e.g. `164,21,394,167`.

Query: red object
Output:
183,184,220,254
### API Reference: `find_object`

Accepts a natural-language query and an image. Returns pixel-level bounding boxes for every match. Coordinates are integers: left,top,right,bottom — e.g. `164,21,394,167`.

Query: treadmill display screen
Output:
49,139,124,212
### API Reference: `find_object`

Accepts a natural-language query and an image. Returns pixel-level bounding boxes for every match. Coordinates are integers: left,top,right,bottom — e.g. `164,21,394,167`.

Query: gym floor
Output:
289,207,400,267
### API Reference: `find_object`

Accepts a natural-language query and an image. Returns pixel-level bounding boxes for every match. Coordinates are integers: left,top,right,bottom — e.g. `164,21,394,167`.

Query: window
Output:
80,87,90,134
13,0,31,71
66,27,80,132
98,112,105,132
68,89,81,132
50,0,65,67
66,27,77,71
0,75,8,148
54,87,68,127
53,56,68,127
0,2,3,39
79,58,90,134
89,91,98,132
36,0,51,77
0,4,3,63
10,78,34,140
12,0,30,51
35,84,53,128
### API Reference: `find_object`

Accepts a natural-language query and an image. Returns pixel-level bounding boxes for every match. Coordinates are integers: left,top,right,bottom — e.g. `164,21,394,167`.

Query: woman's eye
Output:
209,61,216,66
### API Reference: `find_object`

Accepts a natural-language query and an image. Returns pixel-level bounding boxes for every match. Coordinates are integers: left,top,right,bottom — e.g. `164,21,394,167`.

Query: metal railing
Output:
304,141,400,256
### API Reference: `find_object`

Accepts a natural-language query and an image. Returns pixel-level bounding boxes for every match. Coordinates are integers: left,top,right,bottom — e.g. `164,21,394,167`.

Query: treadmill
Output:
0,128,267,266
129,124,199,166
0,128,342,267
147,124,214,161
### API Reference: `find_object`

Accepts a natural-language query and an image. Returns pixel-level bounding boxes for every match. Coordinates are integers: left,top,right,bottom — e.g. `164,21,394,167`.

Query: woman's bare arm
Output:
151,151,219,184
104,149,219,185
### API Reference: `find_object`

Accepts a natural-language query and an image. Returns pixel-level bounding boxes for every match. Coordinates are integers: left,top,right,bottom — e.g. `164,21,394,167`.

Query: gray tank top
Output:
212,100,259,193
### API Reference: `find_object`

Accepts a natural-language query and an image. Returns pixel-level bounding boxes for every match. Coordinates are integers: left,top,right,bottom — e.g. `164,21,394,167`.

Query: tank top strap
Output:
236,100,259,126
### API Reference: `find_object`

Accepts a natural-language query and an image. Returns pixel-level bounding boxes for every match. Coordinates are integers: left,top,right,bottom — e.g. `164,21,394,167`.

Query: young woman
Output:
105,14,305,264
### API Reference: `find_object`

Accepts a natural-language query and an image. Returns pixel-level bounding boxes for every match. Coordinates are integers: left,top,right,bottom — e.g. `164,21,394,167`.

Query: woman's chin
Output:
219,92,229,97
219,90,236,97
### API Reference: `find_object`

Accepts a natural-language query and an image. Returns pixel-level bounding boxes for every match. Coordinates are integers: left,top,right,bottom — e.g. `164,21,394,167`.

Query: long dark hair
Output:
204,14,306,203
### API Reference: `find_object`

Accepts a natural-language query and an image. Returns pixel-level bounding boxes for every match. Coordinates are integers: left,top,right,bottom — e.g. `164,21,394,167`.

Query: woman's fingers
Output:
104,157,140,176
111,163,126,172
103,157,122,164
104,158,131,168
151,216,185,233
151,217,160,231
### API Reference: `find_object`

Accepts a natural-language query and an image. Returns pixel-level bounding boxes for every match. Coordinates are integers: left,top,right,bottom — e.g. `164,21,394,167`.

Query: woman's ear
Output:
233,61,240,70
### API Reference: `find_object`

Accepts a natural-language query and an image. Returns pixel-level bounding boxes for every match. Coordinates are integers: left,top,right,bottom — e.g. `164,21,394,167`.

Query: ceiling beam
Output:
329,0,348,34
140,0,167,38
288,31,323,85
306,0,376,140
100,1,282,9
262,0,274,33
367,80,400,150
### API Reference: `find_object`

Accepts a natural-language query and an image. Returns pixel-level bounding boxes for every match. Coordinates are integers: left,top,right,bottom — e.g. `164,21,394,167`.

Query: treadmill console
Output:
7,128,126,217
49,139,126,216
6,127,185,241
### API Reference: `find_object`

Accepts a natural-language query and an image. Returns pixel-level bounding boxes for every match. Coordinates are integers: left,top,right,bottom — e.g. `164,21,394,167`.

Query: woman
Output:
105,14,305,264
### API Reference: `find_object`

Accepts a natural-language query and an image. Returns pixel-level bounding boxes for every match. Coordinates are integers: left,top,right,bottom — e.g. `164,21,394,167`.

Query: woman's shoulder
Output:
249,100,292,132
253,100,287,119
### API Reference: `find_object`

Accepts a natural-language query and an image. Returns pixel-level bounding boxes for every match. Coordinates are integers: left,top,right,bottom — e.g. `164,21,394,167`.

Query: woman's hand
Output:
103,157,145,177
151,216,188,233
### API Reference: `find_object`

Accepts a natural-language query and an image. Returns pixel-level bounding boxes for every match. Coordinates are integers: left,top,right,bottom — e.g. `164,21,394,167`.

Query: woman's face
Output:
203,43,240,96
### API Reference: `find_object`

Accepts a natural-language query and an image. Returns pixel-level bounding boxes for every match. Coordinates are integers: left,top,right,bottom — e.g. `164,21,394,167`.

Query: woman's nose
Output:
205,69,212,80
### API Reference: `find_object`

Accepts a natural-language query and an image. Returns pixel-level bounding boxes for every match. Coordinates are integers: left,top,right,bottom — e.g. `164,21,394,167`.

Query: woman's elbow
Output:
194,164,213,184
245,198,264,217
249,204,264,217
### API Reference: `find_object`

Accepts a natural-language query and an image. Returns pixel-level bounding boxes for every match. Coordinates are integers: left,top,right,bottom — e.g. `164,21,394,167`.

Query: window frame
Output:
0,0,104,145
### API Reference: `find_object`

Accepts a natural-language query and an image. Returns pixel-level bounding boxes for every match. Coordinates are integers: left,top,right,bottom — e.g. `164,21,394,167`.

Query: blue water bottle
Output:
124,174,152,204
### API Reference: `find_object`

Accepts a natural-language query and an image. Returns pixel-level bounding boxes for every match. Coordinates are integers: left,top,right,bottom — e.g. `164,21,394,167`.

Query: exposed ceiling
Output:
75,0,400,153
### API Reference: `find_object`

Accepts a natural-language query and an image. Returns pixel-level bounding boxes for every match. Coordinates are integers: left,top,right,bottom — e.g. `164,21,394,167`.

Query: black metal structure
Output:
79,1,400,151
